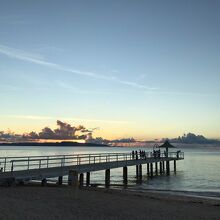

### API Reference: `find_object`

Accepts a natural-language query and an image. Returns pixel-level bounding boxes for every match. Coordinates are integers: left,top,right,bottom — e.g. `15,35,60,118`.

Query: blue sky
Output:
0,0,220,139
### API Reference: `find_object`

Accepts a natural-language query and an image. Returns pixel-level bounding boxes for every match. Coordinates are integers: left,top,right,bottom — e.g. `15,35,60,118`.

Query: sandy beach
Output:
0,186,219,220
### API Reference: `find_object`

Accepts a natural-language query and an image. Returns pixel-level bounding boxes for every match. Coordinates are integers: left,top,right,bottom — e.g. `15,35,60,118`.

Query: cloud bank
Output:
0,120,94,142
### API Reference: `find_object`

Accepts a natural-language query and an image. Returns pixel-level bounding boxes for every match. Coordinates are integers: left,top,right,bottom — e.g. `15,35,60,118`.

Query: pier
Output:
0,151,184,187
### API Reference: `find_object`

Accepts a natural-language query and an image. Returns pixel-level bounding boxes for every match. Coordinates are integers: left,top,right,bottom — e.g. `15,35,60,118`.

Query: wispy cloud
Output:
0,45,56,67
5,115,131,124
6,115,54,120
0,44,156,90
144,90,214,96
117,80,157,90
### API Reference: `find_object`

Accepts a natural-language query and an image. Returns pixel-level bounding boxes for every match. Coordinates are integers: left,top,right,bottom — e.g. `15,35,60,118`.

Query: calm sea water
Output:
0,145,220,197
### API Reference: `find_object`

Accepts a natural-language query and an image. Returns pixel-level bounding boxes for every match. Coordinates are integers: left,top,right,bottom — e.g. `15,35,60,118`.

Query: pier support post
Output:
123,167,128,184
162,161,165,173
105,169,110,188
139,164,142,179
68,170,79,187
159,162,162,175
86,172,90,186
155,162,158,175
58,176,63,185
79,173,84,187
150,163,153,177
147,163,150,176
41,178,47,186
166,161,170,175
174,160,176,173
136,165,139,178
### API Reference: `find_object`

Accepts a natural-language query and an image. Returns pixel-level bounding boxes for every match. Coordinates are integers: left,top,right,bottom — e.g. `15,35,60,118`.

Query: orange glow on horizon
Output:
0,117,219,141
37,139,85,143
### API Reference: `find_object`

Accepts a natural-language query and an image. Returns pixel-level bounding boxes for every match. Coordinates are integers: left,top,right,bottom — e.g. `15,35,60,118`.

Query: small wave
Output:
121,187,220,200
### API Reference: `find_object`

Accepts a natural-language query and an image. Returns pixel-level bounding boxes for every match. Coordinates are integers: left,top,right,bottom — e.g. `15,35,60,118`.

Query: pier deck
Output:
0,152,184,186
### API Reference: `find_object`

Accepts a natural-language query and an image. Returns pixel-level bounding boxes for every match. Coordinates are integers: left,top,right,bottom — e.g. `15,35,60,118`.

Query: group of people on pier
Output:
153,149,161,158
131,150,148,160
131,149,167,160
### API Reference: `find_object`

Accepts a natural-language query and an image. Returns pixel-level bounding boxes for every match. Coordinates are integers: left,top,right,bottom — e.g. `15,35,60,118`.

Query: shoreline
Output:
28,180,220,202
3,182,220,204
37,180,220,201
75,185,220,205
28,181,220,203
107,187,220,205
122,187,220,201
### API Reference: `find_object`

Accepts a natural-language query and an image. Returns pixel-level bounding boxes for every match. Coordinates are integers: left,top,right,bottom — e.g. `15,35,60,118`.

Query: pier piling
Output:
159,162,162,175
79,173,84,187
41,178,47,186
150,163,153,177
155,162,158,175
68,170,79,187
58,176,63,185
166,161,170,175
123,167,128,184
162,161,165,173
105,169,110,187
147,163,150,176
86,172,90,186
174,160,176,173
136,165,139,178
139,164,142,179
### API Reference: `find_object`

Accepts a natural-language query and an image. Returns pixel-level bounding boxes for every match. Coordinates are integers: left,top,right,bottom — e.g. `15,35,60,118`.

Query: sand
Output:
0,186,219,220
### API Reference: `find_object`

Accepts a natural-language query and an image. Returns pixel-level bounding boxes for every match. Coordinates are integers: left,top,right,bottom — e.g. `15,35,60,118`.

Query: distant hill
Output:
163,133,219,144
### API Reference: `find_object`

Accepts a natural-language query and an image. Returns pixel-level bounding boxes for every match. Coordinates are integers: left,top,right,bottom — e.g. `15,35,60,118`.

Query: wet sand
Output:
0,186,219,220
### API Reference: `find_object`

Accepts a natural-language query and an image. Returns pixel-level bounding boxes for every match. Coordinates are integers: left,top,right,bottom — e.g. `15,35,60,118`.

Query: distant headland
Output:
0,141,109,147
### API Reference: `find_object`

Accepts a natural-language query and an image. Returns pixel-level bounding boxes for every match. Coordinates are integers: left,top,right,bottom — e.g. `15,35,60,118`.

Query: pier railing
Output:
0,152,184,172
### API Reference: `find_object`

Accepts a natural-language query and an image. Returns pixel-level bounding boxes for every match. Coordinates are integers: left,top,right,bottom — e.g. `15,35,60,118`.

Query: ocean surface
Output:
0,145,220,198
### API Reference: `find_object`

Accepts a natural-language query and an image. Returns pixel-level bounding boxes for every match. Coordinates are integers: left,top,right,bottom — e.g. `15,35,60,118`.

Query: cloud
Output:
5,115,131,124
144,90,210,96
0,44,155,90
7,115,54,120
165,133,218,144
117,80,157,90
0,45,56,67
37,120,87,140
0,120,93,141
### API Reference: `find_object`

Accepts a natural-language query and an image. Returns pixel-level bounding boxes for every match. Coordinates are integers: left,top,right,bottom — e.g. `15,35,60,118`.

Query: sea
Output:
0,145,220,199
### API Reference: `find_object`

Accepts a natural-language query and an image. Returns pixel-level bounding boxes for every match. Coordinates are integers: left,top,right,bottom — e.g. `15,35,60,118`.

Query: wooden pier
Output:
0,151,184,187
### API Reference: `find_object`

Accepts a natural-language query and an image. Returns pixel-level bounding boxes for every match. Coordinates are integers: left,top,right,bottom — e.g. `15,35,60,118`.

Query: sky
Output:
0,0,220,140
